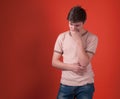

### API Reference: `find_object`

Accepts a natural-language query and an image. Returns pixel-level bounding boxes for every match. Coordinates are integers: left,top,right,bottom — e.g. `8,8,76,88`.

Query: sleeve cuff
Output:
86,50,95,55
54,50,63,54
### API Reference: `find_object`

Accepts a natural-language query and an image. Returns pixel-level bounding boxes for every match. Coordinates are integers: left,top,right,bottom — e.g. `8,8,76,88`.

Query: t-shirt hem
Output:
60,79,94,86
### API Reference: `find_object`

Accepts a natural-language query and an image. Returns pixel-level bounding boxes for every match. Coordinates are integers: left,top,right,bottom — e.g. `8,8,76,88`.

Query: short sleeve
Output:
54,33,65,54
85,34,98,54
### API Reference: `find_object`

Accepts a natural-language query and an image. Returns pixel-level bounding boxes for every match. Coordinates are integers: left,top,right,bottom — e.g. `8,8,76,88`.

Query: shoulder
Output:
57,31,69,40
87,32,98,42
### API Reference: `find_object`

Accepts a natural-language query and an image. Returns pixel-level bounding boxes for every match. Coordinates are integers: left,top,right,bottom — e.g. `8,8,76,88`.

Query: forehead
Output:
69,21,82,25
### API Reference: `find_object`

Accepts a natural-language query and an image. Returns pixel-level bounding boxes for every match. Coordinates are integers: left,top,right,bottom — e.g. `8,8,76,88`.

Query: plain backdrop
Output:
0,0,120,99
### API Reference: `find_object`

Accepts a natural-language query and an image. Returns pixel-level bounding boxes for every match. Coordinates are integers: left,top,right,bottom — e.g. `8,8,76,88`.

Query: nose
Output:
71,25,76,31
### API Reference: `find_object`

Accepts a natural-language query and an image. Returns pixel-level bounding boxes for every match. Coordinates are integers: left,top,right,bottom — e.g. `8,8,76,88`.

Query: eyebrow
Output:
75,24,80,26
70,22,81,25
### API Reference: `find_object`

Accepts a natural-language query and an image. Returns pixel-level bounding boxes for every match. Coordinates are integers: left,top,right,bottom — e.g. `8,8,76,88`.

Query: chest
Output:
62,36,87,53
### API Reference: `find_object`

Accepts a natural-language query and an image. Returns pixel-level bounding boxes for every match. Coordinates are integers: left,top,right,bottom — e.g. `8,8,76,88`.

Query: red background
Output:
0,0,120,99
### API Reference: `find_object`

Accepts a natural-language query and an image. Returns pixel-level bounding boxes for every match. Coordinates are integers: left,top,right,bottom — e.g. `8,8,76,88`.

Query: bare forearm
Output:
52,59,85,74
52,59,73,71
76,40,90,66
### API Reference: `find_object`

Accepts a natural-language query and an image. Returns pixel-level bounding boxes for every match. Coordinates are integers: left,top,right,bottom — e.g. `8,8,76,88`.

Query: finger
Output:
76,29,79,32
80,66,87,72
70,29,78,33
80,66,86,69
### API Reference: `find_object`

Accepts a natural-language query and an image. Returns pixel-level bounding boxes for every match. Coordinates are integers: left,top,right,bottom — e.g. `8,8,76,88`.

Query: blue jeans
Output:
57,83,95,99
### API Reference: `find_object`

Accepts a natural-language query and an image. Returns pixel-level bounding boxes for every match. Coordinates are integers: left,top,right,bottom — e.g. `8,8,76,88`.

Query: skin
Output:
52,21,94,74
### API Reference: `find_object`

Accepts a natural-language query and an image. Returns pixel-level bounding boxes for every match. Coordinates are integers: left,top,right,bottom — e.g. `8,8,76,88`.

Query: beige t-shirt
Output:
54,31,98,86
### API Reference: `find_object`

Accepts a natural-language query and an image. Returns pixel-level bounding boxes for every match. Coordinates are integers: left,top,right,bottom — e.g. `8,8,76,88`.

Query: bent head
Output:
67,6,87,32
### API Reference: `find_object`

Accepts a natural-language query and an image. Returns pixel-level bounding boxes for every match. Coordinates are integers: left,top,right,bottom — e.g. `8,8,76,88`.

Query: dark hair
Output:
67,6,87,23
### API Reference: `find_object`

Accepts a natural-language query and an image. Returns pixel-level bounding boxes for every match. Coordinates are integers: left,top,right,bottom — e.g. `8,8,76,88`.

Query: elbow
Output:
79,59,90,67
81,62,90,67
52,60,56,67
78,56,91,66
52,60,55,67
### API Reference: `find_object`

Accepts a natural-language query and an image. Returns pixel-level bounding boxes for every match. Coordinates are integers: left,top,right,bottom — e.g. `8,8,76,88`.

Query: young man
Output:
52,6,98,99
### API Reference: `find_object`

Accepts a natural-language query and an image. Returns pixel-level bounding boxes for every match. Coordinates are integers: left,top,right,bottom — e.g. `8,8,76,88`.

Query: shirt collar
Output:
69,30,88,37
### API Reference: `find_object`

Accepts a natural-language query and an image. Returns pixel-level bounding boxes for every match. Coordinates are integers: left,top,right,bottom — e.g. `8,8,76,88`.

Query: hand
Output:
70,30,82,42
70,63,87,74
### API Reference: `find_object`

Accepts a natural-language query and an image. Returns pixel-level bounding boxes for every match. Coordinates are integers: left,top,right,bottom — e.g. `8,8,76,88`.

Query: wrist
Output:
68,64,74,71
